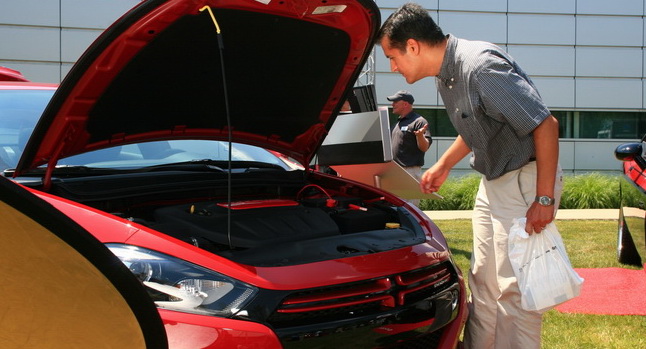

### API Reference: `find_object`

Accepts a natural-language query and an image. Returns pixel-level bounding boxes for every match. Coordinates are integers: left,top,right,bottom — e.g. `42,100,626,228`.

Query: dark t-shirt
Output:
391,112,432,167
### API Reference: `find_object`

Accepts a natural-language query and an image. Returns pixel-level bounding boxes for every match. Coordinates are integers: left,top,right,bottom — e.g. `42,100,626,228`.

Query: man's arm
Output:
420,135,471,193
525,115,559,234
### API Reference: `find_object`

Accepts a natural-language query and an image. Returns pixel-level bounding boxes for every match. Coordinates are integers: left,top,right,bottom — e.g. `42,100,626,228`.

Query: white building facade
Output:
1,0,644,173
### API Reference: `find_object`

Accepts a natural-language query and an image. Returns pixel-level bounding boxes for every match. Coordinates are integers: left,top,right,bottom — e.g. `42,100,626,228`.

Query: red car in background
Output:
615,137,646,268
3,0,466,348
0,66,29,82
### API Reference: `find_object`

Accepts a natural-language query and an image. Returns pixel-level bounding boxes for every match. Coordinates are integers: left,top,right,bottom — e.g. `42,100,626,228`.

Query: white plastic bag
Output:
508,218,584,312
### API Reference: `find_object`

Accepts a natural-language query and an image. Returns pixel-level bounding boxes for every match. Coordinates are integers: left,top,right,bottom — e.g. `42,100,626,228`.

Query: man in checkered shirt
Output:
377,3,563,349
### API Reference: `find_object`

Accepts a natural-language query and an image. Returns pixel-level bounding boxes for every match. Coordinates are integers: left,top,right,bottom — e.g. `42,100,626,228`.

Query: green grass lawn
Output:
434,219,646,349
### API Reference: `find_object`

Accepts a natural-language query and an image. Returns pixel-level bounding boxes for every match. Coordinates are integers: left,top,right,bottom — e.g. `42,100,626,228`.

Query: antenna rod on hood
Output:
200,6,234,249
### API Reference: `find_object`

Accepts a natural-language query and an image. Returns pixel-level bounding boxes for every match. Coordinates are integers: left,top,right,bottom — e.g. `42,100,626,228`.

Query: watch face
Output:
537,196,553,206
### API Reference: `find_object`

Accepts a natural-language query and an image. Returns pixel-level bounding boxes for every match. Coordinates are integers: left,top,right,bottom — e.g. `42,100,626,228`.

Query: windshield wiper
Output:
140,159,285,172
136,159,227,172
14,165,129,177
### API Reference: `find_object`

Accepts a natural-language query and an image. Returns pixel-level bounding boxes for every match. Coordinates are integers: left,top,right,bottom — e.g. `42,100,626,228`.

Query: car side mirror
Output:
615,142,646,170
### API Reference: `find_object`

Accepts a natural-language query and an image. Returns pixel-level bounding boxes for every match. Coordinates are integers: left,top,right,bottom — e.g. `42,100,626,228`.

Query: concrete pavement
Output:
423,207,645,221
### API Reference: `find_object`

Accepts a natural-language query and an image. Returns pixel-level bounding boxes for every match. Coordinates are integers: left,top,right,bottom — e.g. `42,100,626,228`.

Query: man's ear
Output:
406,38,421,55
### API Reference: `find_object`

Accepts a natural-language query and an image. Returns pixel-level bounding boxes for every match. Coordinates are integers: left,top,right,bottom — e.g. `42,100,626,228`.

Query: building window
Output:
554,111,646,140
389,108,457,137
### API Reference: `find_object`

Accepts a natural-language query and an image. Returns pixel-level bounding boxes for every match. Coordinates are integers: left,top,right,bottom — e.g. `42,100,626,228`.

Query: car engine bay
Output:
27,169,427,266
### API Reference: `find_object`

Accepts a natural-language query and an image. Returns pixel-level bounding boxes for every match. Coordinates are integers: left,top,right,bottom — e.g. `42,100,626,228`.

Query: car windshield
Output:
56,140,298,171
0,88,300,173
0,89,55,171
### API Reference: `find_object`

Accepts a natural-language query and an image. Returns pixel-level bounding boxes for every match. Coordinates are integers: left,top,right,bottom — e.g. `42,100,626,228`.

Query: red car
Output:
0,66,29,82
615,137,646,268
5,0,466,348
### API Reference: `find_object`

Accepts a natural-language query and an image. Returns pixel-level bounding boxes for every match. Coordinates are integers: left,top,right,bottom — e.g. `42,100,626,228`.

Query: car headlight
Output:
107,244,257,317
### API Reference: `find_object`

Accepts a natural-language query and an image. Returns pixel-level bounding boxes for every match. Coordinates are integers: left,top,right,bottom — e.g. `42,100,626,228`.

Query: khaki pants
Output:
463,161,563,349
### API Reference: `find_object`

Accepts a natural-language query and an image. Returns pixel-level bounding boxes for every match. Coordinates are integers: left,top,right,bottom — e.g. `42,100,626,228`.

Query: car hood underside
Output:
16,0,380,175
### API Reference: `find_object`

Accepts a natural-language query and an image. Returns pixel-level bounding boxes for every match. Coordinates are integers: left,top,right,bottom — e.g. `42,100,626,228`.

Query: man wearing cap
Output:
387,90,432,206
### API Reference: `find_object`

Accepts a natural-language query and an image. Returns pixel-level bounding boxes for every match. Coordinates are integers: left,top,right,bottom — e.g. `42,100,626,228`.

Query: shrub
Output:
419,174,479,211
418,172,644,210
559,173,619,209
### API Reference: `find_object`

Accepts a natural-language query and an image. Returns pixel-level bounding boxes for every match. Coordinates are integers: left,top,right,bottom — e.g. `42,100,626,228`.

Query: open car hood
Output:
15,0,380,175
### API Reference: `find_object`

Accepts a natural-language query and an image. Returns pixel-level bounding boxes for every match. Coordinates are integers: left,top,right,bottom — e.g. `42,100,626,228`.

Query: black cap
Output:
386,90,414,104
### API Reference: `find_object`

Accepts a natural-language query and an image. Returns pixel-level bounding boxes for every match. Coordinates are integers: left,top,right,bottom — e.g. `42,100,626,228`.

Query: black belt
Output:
529,157,536,162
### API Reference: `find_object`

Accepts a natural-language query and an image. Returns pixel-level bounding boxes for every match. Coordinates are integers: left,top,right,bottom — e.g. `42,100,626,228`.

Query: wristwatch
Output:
535,195,555,206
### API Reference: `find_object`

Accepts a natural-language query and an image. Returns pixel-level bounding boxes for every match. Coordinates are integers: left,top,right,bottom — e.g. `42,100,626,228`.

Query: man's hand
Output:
420,163,449,194
414,124,428,136
525,202,555,234
414,124,430,152
420,136,471,194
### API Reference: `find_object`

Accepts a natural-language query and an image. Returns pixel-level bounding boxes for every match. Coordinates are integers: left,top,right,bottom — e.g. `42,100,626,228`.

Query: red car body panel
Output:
623,160,646,193
160,309,282,349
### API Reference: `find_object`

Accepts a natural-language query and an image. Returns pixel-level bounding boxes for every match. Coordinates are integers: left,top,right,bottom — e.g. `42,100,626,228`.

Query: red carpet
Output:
555,267,646,315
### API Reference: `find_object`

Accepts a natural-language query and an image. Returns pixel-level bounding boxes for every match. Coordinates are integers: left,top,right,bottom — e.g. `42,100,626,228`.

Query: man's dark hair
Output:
377,3,445,51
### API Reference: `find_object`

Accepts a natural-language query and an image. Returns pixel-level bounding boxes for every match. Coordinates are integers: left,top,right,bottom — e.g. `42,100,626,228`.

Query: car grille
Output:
268,260,456,328
378,329,444,349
